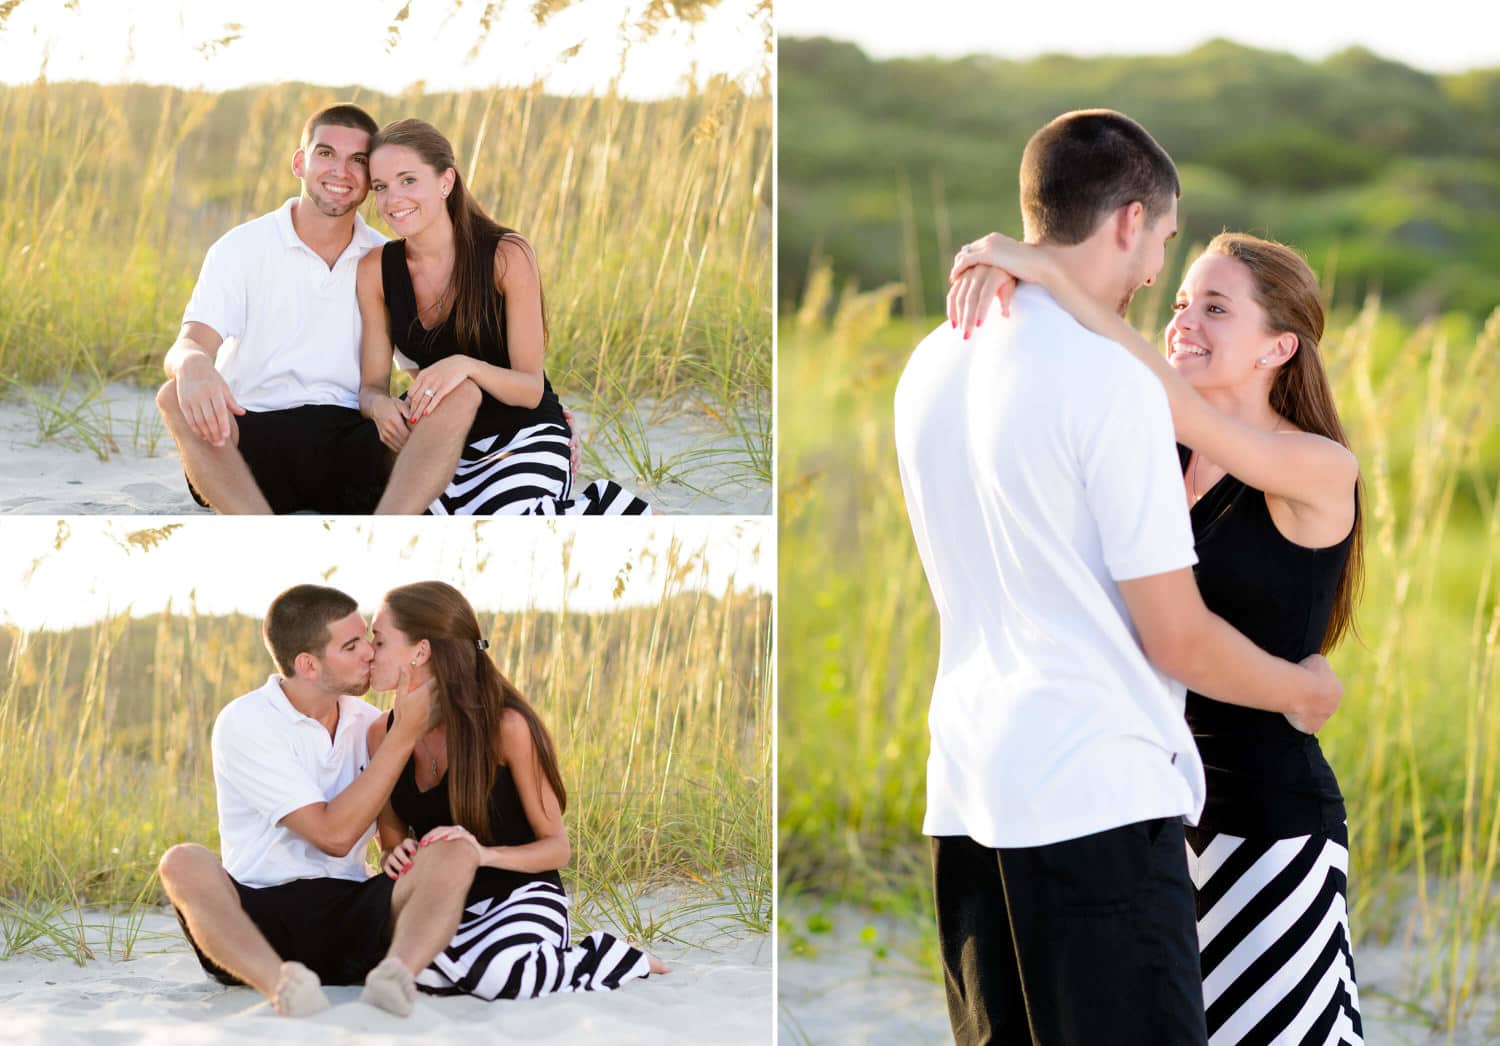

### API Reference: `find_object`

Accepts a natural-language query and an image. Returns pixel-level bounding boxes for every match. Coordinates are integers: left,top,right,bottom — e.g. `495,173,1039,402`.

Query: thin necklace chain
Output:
418,731,443,778
410,251,455,318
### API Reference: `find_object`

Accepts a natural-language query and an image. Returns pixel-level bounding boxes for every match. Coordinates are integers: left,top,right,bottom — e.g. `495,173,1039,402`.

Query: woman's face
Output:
1164,253,1283,389
370,603,421,692
369,144,453,237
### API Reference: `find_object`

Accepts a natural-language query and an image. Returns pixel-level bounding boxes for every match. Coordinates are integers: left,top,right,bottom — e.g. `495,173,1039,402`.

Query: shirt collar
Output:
274,197,384,264
264,673,360,739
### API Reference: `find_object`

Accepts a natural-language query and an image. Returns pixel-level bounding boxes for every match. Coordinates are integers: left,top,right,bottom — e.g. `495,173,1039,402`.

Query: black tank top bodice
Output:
1179,444,1351,837
386,713,563,900
380,233,565,443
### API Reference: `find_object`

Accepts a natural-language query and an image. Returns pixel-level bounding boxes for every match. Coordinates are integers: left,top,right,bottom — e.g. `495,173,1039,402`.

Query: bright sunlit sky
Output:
778,1,1498,74
0,518,771,631
0,0,767,98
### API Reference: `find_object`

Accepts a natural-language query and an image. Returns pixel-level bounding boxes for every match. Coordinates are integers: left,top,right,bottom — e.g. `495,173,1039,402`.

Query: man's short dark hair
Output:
300,103,378,150
264,584,359,676
1019,109,1180,245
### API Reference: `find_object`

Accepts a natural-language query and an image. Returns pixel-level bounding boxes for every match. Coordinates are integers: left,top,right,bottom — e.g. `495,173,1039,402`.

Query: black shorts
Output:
933,819,1207,1046
186,404,387,514
175,873,396,987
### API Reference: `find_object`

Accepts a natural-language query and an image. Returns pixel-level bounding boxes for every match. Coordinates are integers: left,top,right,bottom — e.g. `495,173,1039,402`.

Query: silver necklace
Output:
418,733,441,778
410,254,454,320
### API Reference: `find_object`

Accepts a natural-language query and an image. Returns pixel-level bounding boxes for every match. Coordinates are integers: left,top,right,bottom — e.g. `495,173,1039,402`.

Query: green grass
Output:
0,75,770,487
778,266,1500,1032
0,543,772,959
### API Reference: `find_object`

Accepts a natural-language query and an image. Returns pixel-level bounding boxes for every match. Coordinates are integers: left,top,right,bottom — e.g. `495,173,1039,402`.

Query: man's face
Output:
1118,196,1179,315
306,610,374,695
292,124,371,218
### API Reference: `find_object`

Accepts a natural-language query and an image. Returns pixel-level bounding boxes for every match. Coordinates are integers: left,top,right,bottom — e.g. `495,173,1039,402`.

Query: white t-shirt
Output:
894,284,1206,849
210,674,382,887
182,198,388,412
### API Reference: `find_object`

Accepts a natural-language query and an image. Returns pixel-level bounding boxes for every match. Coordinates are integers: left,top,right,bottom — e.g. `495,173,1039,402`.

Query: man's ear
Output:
291,147,306,180
1113,200,1146,252
293,649,319,680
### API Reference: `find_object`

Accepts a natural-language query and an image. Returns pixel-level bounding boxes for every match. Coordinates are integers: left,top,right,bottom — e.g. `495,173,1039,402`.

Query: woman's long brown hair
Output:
369,119,550,358
1205,232,1364,651
383,581,566,842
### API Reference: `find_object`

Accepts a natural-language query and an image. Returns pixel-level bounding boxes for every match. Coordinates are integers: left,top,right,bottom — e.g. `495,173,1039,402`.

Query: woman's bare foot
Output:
648,955,671,975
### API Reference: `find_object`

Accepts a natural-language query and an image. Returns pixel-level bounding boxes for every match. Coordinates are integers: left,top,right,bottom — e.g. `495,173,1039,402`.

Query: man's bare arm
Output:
1119,567,1342,733
278,673,433,856
163,322,245,446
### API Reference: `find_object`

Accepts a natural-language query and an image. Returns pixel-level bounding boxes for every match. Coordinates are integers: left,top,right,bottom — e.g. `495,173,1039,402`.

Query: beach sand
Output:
0,899,770,1045
0,384,769,516
778,900,1500,1045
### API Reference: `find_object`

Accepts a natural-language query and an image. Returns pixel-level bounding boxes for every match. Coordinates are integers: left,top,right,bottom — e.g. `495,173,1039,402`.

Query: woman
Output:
366,581,667,1004
356,119,649,516
950,232,1364,1045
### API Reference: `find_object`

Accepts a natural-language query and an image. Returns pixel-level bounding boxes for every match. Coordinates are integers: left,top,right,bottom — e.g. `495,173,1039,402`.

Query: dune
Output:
0,384,769,516
0,898,769,1044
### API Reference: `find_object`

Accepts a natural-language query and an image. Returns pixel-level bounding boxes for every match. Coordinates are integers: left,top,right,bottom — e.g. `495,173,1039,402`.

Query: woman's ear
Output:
1272,331,1299,366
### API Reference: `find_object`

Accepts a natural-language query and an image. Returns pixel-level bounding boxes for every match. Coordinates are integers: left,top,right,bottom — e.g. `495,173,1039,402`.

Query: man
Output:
154,103,483,514
893,109,1344,1045
158,584,475,1017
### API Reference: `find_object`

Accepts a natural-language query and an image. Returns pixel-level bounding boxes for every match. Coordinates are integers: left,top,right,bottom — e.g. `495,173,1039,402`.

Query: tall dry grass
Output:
778,254,1500,1031
0,541,771,961
0,75,770,479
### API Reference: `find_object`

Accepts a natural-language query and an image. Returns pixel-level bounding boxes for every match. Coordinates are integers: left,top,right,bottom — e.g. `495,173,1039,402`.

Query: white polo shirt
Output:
210,674,382,887
894,284,1206,849
182,198,388,412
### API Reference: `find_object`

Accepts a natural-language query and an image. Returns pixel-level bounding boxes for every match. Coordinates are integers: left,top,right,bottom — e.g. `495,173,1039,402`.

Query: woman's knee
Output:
414,837,481,876
434,379,481,422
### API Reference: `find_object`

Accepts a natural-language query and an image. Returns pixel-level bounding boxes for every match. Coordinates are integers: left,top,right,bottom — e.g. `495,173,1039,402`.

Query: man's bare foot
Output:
271,961,330,1017
360,955,418,1017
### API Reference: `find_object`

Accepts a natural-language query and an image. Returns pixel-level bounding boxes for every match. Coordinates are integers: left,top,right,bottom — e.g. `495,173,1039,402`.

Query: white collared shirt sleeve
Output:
182,233,248,343
211,702,326,829
1081,363,1197,582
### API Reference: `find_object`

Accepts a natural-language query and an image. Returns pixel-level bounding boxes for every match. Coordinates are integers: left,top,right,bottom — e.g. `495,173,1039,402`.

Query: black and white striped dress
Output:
387,737,652,1002
1179,445,1362,1045
417,879,650,999
1187,824,1362,1044
380,235,651,517
428,420,650,517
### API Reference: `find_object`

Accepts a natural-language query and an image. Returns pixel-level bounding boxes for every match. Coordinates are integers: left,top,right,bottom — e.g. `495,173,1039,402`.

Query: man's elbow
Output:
311,832,364,858
1139,620,1200,683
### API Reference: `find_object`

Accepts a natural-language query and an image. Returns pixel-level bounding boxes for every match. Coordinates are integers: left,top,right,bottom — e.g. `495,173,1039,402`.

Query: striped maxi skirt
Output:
1185,823,1362,1045
415,879,652,1000
425,421,651,516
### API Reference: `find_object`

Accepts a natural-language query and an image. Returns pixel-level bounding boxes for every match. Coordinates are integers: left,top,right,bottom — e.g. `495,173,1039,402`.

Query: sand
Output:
778,900,1500,1045
0,900,770,1045
0,384,769,516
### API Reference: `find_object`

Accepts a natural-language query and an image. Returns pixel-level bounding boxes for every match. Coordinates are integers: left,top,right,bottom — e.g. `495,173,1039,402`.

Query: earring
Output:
1258,357,1268,366
409,659,417,666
